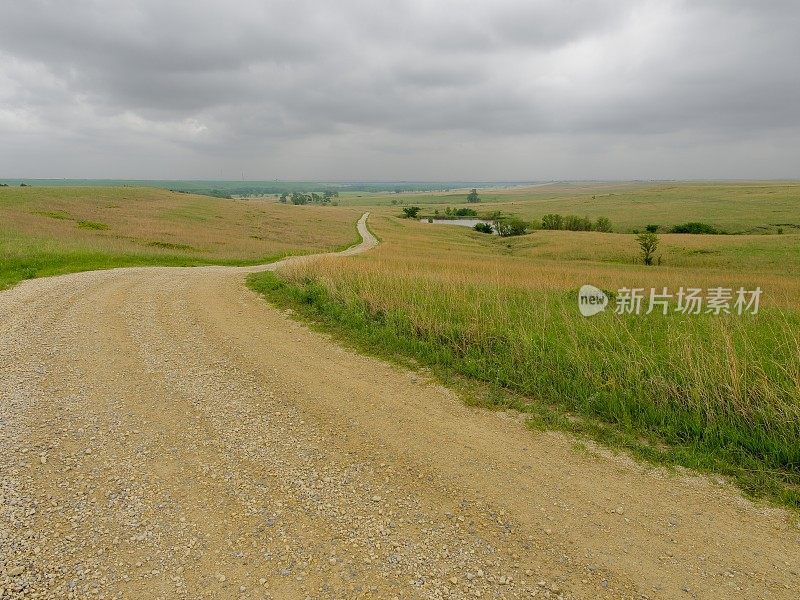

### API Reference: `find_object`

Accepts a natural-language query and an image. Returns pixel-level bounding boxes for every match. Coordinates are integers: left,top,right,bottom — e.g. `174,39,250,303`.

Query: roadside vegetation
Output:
249,203,800,508
0,186,361,290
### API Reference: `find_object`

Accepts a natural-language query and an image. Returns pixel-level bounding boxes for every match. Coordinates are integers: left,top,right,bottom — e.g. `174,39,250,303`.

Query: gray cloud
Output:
1,0,798,179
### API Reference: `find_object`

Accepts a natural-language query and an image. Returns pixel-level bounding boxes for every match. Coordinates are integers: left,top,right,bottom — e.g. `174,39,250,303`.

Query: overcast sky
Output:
1,0,798,180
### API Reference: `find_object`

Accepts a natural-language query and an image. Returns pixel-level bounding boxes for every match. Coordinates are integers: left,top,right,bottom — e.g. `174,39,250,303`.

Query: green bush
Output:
540,214,563,230
473,222,494,234
595,217,612,232
563,215,593,231
645,224,659,233
454,207,477,217
496,218,528,237
670,222,720,234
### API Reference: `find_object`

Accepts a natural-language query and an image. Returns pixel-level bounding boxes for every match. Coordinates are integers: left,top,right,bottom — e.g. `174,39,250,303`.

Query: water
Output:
420,218,495,231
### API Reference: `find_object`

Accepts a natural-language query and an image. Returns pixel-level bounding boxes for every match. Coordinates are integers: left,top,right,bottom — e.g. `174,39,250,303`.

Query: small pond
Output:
419,218,497,232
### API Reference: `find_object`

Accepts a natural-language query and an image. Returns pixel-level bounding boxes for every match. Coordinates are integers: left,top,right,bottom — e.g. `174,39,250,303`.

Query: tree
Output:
467,188,480,203
454,208,477,217
564,215,593,231
541,213,563,230
496,217,528,237
290,192,308,205
402,206,421,218
595,217,612,232
636,232,659,266
670,222,720,234
279,192,289,203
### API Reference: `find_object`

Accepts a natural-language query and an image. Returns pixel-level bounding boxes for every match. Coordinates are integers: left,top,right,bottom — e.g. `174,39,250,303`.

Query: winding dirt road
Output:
1,214,798,599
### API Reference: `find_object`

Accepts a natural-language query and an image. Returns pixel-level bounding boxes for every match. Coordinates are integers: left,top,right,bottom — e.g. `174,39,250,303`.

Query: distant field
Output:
0,186,361,289
250,197,800,507
339,181,800,234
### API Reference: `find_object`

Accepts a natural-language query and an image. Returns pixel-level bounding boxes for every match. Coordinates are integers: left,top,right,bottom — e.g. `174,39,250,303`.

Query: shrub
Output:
540,213,563,230
564,215,593,231
636,232,659,265
402,206,421,218
467,188,480,203
670,222,720,234
645,224,659,233
473,222,494,234
496,217,528,237
454,208,477,217
290,192,308,205
595,217,612,232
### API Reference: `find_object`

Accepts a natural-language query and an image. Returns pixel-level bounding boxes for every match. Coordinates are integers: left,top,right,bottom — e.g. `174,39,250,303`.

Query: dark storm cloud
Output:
1,0,798,179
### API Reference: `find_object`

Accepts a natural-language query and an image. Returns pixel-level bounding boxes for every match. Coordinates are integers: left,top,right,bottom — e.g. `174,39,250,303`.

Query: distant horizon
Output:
2,178,799,185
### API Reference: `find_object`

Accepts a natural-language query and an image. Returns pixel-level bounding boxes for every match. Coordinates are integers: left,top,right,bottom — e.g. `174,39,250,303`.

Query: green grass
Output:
338,181,800,234
31,210,71,220
0,186,364,290
0,248,297,290
249,271,800,508
76,220,109,230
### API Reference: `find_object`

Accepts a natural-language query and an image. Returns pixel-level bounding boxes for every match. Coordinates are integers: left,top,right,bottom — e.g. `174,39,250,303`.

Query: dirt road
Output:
1,214,798,599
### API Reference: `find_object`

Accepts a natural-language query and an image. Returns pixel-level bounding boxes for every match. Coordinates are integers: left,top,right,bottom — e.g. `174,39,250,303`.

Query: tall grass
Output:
248,217,800,506
0,186,362,289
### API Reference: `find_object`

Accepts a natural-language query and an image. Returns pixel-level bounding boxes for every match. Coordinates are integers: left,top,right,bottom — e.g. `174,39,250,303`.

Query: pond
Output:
419,218,497,233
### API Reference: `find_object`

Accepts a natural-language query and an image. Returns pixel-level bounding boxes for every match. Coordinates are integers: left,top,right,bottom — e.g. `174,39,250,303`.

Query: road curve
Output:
0,213,798,600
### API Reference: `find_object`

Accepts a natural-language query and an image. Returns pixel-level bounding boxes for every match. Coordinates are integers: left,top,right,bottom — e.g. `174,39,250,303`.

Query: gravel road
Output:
1,213,798,599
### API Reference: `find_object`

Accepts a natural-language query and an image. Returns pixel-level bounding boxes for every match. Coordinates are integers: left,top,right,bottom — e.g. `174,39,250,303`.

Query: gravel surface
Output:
1,214,798,599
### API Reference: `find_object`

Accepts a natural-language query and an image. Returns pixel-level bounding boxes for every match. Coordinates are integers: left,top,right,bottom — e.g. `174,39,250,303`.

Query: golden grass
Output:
0,186,362,289
339,181,800,233
1,186,362,258
296,211,800,309
255,209,800,504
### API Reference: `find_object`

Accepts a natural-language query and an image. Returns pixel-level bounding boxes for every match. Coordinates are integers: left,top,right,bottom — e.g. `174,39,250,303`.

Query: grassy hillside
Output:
0,186,361,289
249,204,800,507
338,181,800,234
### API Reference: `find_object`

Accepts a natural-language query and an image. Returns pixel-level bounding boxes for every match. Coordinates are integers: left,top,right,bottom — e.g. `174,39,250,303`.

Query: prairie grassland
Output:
339,181,800,233
0,186,361,289
250,210,800,506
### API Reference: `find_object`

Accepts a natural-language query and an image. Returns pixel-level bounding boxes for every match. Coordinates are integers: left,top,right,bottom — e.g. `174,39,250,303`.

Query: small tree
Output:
496,217,528,237
474,222,494,234
454,207,477,216
541,213,563,230
402,206,421,218
564,215,593,231
636,232,659,266
467,188,480,203
595,217,612,232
